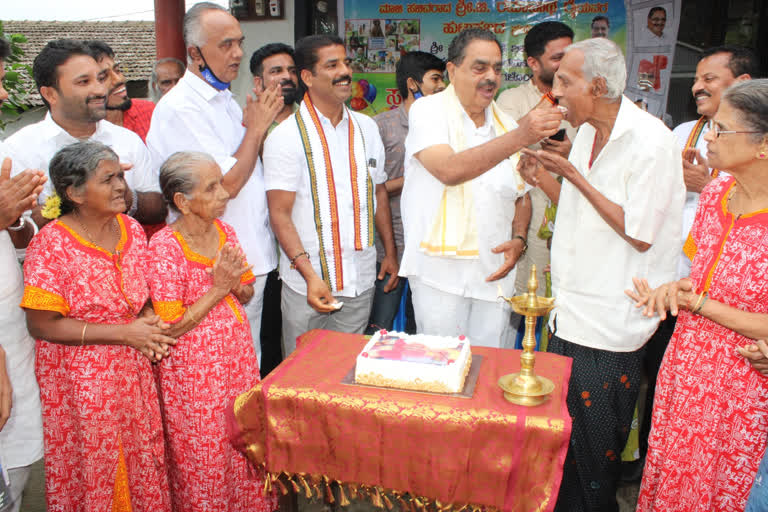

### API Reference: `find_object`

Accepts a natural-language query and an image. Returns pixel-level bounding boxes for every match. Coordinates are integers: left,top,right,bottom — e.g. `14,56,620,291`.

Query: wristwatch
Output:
512,234,528,254
7,215,26,231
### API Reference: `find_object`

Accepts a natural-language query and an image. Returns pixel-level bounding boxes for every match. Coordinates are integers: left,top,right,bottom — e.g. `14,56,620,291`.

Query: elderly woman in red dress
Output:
148,151,277,512
628,79,768,511
21,141,173,511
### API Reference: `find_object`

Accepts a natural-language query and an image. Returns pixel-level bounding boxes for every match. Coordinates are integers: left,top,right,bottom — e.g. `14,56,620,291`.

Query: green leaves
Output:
0,20,35,130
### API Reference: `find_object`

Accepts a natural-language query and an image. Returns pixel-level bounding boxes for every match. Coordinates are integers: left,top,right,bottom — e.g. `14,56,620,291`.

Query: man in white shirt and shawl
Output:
399,28,563,348
264,35,398,356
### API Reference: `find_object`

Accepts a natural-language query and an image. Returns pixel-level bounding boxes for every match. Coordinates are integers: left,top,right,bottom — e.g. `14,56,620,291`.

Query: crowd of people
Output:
1,2,767,512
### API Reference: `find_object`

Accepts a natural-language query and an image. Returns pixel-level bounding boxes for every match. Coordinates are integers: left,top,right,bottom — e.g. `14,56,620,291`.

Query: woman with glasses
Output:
628,79,768,511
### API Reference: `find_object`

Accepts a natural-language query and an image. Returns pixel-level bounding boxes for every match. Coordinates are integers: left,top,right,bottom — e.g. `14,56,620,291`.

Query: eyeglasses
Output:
713,125,761,138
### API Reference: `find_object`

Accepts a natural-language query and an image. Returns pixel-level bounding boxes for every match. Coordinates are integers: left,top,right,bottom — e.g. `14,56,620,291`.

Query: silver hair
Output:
49,141,119,215
149,57,186,102
183,2,229,63
565,38,627,100
722,79,768,143
159,151,217,213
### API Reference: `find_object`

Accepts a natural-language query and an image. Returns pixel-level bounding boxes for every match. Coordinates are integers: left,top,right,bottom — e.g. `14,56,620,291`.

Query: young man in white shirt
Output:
0,37,45,512
146,2,284,365
399,28,562,347
264,34,398,357
5,39,166,228
523,38,684,511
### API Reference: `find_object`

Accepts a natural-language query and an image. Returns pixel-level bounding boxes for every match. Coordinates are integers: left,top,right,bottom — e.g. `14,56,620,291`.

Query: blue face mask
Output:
411,84,424,100
197,47,230,91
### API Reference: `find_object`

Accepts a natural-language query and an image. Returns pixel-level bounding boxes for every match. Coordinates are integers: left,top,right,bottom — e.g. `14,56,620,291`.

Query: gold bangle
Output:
694,292,709,315
691,291,706,313
80,323,88,346
290,251,310,270
186,307,200,324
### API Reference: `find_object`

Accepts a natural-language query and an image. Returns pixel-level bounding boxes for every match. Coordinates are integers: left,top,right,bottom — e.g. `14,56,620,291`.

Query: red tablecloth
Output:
229,330,572,512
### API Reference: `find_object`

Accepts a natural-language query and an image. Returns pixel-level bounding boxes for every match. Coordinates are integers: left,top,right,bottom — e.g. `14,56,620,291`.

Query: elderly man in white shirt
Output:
264,34,398,357
400,28,562,347
5,39,166,228
146,2,283,365
522,38,684,511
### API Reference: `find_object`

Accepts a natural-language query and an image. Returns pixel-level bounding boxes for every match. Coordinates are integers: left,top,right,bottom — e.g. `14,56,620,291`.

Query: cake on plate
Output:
354,330,472,393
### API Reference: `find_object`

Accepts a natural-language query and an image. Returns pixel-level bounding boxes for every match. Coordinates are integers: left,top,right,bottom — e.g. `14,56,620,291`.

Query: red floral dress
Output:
148,220,277,512
638,177,768,511
21,214,171,512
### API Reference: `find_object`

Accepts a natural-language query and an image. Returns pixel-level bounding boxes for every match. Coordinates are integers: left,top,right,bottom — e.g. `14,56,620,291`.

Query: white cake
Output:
354,330,472,393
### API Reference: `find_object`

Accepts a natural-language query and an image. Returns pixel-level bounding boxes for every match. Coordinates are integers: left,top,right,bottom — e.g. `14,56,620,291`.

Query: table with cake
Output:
228,327,573,512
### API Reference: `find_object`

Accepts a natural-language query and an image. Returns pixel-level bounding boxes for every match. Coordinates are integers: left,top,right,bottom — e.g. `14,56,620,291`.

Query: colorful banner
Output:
341,0,680,120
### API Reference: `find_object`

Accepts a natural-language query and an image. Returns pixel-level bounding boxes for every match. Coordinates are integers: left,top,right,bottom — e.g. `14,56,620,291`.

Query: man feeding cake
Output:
399,28,563,348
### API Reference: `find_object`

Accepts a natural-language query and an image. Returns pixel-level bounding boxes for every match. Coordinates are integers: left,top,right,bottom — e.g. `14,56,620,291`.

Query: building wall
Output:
230,1,295,106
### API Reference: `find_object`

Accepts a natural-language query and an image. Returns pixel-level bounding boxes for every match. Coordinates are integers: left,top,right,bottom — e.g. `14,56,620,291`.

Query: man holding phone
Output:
497,21,576,300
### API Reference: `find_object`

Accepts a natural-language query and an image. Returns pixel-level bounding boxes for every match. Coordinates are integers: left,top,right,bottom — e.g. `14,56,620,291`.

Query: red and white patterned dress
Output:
148,220,277,512
21,214,171,512
638,176,768,511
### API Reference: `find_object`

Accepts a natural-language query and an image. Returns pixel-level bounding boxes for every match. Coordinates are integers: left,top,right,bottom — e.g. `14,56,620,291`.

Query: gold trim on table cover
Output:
230,330,572,512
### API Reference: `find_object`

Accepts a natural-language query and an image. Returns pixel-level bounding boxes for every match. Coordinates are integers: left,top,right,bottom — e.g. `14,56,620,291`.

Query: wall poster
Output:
340,0,681,120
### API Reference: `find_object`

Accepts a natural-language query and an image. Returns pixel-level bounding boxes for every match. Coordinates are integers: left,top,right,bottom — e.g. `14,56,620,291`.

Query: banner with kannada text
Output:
341,0,681,119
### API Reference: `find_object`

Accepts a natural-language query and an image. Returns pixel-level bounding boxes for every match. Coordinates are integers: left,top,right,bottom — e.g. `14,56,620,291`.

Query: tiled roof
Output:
3,20,156,105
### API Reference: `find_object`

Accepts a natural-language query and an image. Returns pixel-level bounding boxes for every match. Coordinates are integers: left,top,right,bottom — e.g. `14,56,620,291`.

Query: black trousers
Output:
549,335,645,512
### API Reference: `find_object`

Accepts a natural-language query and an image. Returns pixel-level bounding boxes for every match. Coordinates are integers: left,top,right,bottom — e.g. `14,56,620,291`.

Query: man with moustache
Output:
638,6,673,46
150,57,185,102
147,2,283,366
591,16,610,38
5,39,166,228
263,34,398,357
521,38,684,510
497,21,575,303
399,28,561,347
85,40,156,143
365,50,445,334
250,42,299,131
0,36,45,512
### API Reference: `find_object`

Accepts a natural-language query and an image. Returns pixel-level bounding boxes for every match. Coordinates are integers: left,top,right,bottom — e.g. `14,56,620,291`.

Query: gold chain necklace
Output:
74,212,118,250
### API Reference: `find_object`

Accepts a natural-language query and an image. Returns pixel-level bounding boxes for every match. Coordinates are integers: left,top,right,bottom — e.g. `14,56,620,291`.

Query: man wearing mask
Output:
147,2,283,367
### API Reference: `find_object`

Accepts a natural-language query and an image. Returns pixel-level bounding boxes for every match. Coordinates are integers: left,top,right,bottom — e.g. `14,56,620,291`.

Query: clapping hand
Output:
210,244,252,294
625,277,694,320
0,157,46,230
244,82,284,134
682,148,713,193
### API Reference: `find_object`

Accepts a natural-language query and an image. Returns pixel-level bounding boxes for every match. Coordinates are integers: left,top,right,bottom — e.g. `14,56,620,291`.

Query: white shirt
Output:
0,143,44,470
400,92,529,302
550,96,685,352
672,119,727,279
146,70,276,276
5,112,160,202
637,26,675,47
263,107,386,296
